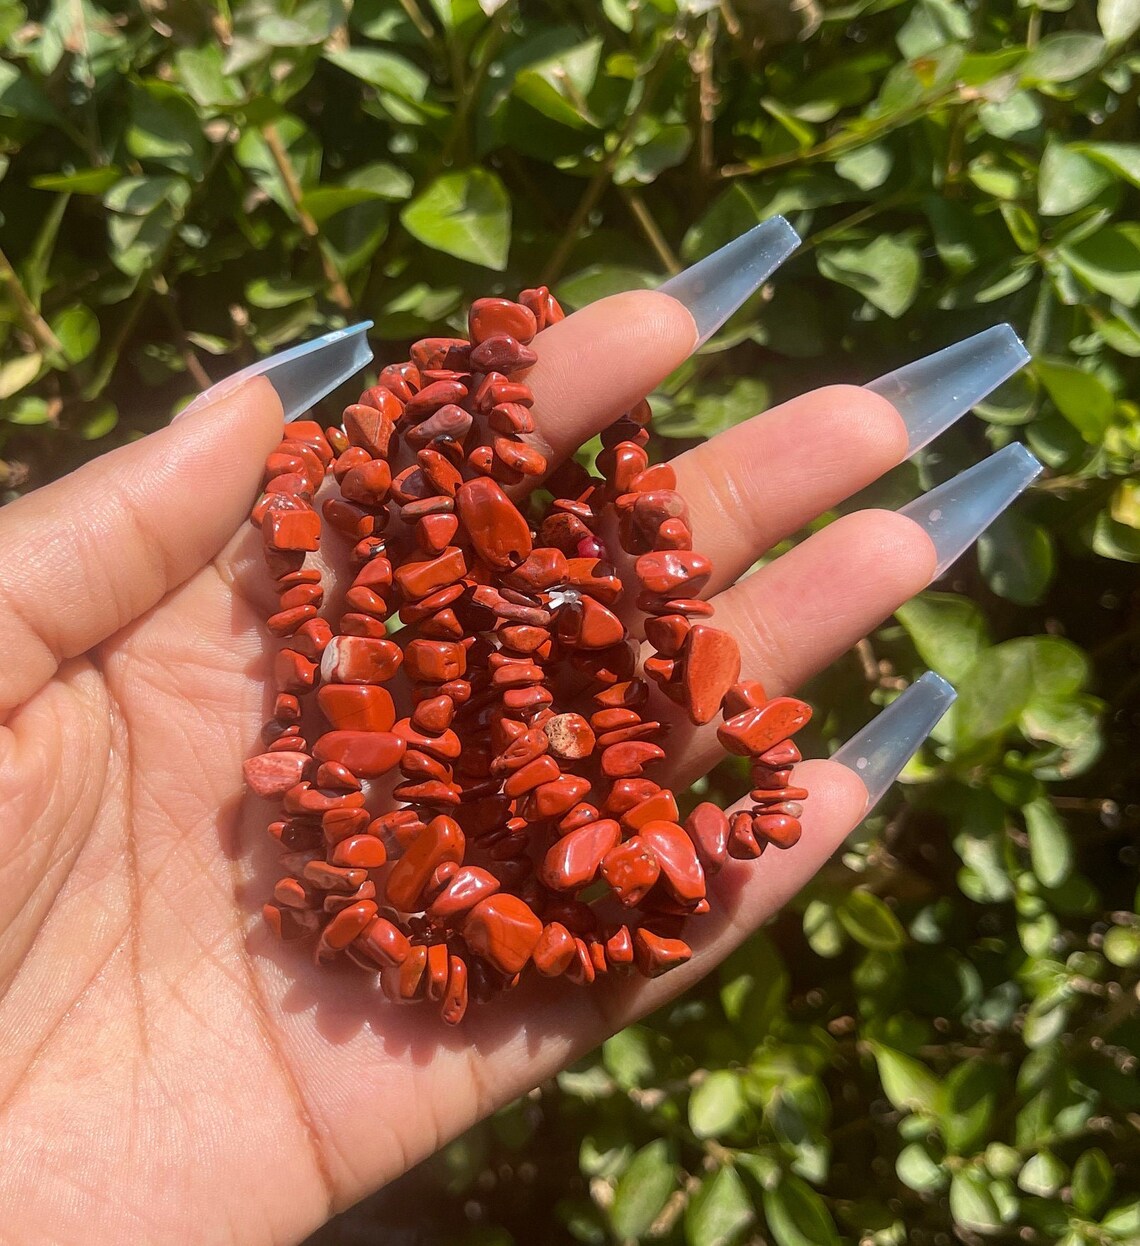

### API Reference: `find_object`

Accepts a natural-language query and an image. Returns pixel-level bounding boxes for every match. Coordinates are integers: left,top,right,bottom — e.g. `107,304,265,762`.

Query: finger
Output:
524,290,697,469
648,510,937,792
0,379,282,717
671,385,908,595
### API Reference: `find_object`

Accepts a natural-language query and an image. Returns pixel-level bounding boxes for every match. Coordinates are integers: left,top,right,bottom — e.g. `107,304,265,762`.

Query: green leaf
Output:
978,513,1055,606
615,121,692,186
1099,0,1140,42
689,1071,747,1140
896,592,990,683
609,1140,675,1239
684,1166,754,1246
1103,1199,1140,1237
896,1142,948,1192
1018,1150,1067,1197
1024,798,1073,888
939,1061,1002,1154
127,82,208,178
816,234,922,317
1071,1148,1114,1215
1035,358,1115,442
103,175,190,217
834,142,893,191
602,1026,655,1091
762,1175,840,1246
31,166,121,195
837,891,905,952
0,352,43,399
49,304,99,365
718,934,788,1033
869,1044,941,1115
1021,33,1107,84
512,38,604,129
1077,142,1140,187
1103,926,1140,968
949,1169,1003,1232
1038,143,1114,216
400,168,511,270
324,46,429,101
1061,225,1140,308
803,900,846,958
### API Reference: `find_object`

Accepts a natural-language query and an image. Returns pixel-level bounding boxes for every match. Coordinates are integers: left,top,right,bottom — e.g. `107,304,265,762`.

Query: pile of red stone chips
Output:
245,288,812,1023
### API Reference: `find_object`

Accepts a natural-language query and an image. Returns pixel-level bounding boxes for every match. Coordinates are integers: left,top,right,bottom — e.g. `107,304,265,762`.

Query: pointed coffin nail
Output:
832,672,957,813
178,322,374,422
898,443,1043,578
658,216,801,347
866,324,1030,453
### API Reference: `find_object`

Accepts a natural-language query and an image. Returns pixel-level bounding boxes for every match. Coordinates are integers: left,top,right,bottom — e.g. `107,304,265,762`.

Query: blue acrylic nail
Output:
898,443,1044,577
832,672,957,812
658,217,801,347
178,322,374,422
866,324,1031,453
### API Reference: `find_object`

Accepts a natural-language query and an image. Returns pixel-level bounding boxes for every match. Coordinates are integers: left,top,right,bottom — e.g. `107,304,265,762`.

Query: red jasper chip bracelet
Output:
245,288,812,1024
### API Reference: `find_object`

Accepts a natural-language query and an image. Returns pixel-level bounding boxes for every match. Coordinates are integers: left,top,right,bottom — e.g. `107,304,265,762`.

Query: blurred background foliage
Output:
2,0,1140,1241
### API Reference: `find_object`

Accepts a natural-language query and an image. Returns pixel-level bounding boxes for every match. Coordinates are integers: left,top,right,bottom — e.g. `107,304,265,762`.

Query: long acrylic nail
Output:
658,216,801,347
866,324,1030,453
832,672,957,813
898,443,1043,578
177,322,374,422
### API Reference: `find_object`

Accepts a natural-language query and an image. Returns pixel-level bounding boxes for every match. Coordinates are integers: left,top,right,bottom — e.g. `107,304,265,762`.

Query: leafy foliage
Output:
1,0,1138,1242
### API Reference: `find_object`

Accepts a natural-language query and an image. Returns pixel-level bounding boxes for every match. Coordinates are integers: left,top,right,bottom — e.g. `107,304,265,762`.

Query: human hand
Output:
0,221,1037,1245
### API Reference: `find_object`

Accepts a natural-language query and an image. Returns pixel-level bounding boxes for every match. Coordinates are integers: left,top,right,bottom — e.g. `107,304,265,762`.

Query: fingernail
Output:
866,324,1030,454
658,216,801,348
832,672,957,813
176,322,374,423
898,443,1043,578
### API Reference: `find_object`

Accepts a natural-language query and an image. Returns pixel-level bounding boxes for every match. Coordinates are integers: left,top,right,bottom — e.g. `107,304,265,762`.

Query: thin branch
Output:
262,123,354,312
621,187,681,274
153,273,212,391
540,39,680,286
719,87,963,179
0,247,64,357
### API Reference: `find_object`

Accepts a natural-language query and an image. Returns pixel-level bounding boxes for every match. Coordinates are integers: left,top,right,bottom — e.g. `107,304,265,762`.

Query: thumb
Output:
0,379,283,717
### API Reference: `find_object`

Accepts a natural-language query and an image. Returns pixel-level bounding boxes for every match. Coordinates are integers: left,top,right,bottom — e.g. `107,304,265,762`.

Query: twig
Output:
0,246,64,357
540,39,679,285
262,123,354,312
719,88,963,179
621,187,681,274
154,273,212,391
397,0,437,44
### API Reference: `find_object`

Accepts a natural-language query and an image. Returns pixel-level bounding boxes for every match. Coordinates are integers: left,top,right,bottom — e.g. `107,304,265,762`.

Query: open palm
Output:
0,290,933,1246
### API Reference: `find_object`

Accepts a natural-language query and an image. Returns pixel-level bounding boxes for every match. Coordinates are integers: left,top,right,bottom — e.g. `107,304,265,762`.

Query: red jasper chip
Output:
329,835,387,869
313,731,406,779
684,803,730,873
639,821,706,904
717,697,812,757
463,894,543,975
317,684,396,733
320,636,402,684
532,922,577,976
601,838,660,907
539,820,621,891
543,712,596,760
244,751,309,798
633,928,692,978
385,815,465,912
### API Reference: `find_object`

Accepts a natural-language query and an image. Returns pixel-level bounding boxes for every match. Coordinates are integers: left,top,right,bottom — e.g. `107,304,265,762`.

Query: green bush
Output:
3,0,1138,1241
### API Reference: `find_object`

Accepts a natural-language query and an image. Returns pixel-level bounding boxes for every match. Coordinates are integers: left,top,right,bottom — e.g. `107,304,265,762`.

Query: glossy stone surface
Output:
320,636,402,684
463,894,544,974
685,803,730,872
317,684,396,733
539,819,622,891
313,731,406,778
639,820,706,903
717,697,812,757
385,815,465,912
455,477,533,569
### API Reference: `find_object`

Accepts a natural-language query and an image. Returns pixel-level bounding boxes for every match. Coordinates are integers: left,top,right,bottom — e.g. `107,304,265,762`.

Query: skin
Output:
0,291,936,1245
